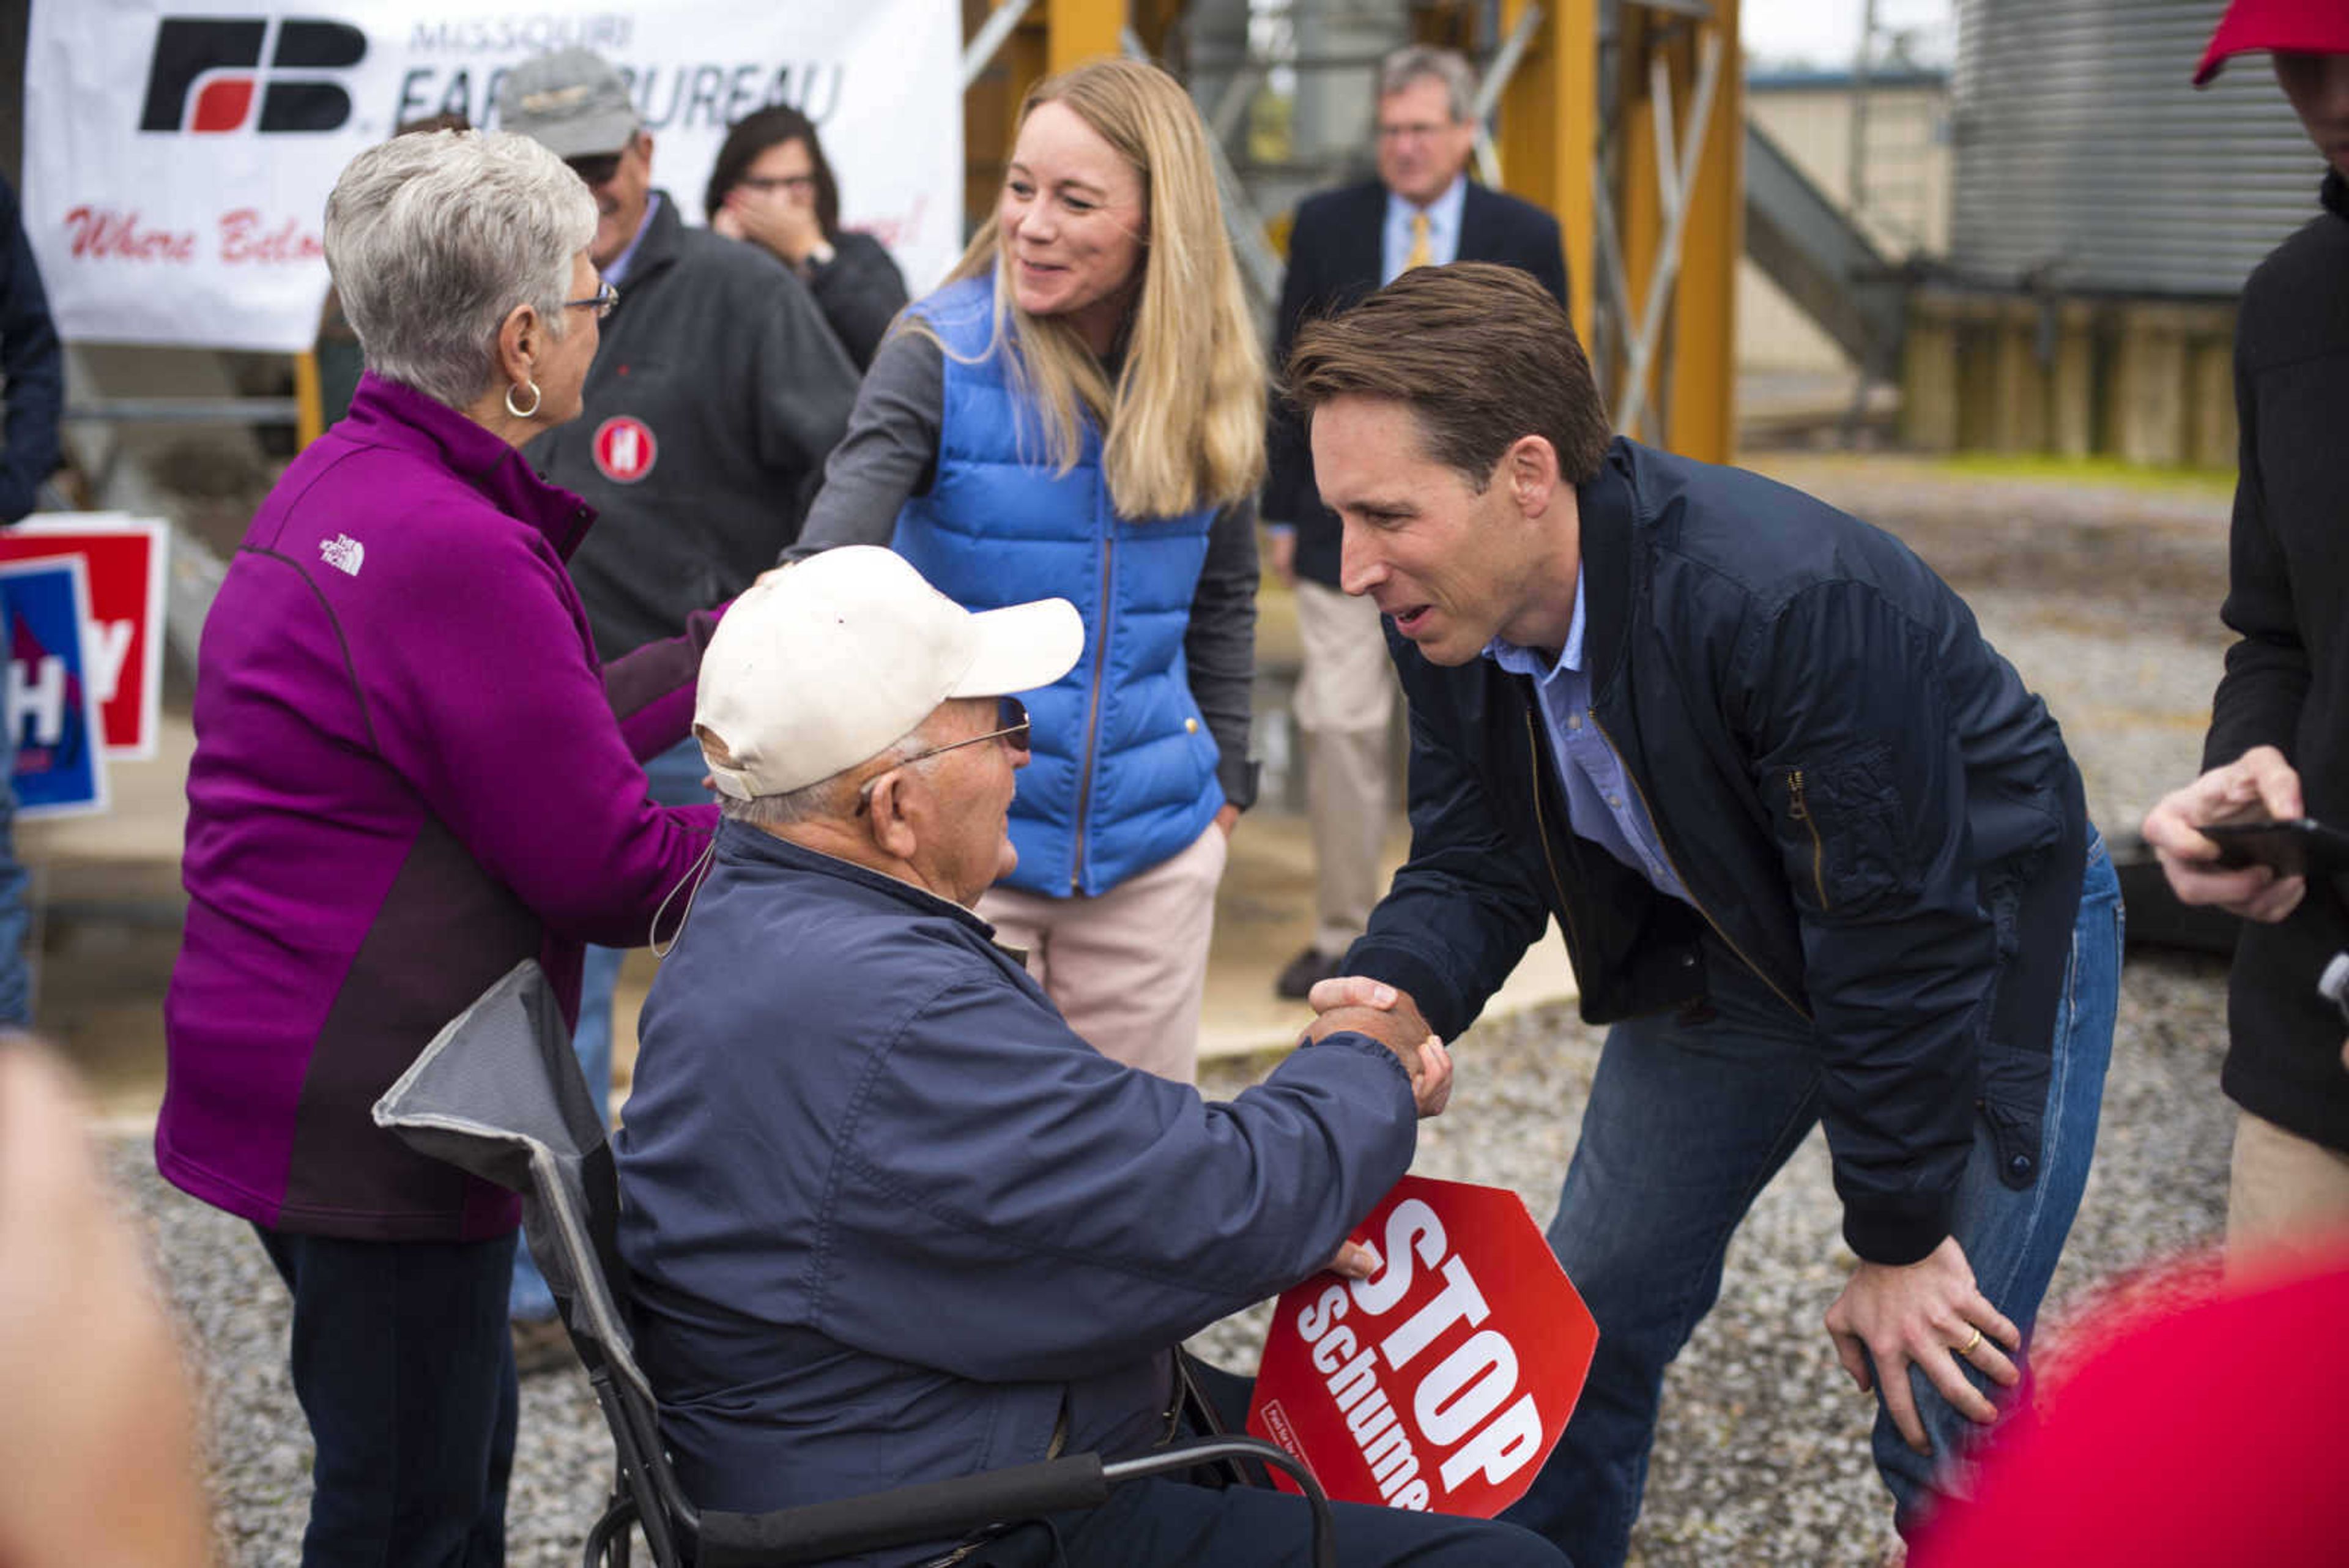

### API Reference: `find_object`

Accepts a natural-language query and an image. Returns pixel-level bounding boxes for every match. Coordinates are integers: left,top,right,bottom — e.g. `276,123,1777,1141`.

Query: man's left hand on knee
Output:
1823,1235,2023,1453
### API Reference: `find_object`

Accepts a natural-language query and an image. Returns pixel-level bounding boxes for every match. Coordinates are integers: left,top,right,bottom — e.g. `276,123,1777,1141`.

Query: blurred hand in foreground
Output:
0,1040,211,1568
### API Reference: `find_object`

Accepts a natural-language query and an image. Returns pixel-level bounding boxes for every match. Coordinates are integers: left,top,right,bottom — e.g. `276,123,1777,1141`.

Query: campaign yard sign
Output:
1247,1176,1598,1517
0,516,169,759
0,557,111,820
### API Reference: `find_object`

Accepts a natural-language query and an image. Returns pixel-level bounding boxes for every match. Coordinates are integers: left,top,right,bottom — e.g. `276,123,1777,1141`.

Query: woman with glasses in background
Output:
705,106,910,369
792,58,1263,1087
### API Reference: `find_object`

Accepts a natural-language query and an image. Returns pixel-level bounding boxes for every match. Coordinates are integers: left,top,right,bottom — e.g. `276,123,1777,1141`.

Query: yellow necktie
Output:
1405,212,1433,272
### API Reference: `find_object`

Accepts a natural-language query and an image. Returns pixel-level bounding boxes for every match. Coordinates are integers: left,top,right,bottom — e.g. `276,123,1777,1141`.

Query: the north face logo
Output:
138,17,366,134
319,534,365,576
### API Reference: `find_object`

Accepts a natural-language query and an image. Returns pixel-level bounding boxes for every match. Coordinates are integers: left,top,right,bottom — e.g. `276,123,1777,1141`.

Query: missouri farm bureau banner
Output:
21,0,962,352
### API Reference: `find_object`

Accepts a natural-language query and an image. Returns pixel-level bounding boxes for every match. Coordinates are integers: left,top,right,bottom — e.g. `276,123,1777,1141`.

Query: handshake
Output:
1299,975,1452,1282
1299,975,1452,1119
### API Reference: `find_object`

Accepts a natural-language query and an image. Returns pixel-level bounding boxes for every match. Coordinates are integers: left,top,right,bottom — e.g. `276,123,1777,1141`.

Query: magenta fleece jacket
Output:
158,373,719,1241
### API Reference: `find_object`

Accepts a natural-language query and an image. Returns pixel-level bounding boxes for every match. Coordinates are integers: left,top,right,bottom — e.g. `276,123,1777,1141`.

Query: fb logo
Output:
139,17,366,133
595,417,659,485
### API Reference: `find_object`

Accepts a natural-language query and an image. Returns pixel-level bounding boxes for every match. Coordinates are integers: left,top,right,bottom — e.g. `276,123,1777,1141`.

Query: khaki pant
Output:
979,821,1228,1085
1292,579,1398,957
2227,1109,2349,1282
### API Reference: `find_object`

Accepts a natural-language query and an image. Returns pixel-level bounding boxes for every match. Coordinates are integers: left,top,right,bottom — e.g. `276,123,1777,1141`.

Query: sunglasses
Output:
565,150,625,187
855,696,1031,816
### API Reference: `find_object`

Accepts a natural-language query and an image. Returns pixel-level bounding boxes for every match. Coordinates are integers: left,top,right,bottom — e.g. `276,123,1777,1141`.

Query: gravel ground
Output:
117,457,2246,1566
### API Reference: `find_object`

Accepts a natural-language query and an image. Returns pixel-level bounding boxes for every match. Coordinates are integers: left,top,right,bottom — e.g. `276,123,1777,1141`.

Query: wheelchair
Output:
375,959,1337,1568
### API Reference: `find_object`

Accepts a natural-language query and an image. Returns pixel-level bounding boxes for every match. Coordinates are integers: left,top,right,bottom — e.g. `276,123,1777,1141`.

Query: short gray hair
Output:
1379,45,1477,123
324,129,596,409
710,730,934,831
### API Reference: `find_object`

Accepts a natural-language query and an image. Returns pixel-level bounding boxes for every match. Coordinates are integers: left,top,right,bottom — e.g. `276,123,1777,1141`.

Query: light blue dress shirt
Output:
602,191,662,288
1381,174,1468,284
1485,575,1693,904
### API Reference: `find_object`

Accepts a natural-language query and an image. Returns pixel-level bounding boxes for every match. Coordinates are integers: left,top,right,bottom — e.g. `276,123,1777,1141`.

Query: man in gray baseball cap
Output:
499,47,649,273
494,48,859,1365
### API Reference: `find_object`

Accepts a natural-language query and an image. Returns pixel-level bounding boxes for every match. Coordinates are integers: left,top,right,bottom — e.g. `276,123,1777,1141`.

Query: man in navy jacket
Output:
1264,46,1570,1001
1283,264,2120,1564
614,548,1563,1568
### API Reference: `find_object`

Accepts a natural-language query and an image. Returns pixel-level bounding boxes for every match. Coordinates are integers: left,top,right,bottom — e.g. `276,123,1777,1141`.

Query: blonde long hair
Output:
938,59,1265,519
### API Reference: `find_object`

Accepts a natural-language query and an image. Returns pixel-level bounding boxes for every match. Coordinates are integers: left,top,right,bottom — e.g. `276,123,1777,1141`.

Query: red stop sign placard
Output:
1246,1175,1598,1518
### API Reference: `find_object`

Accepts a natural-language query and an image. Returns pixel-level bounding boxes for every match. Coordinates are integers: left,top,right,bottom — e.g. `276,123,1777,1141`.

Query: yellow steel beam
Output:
1616,8,1665,426
1609,2,1739,464
293,349,324,449
1046,0,1124,75
966,0,1119,229
1495,0,1598,347
1667,0,1739,464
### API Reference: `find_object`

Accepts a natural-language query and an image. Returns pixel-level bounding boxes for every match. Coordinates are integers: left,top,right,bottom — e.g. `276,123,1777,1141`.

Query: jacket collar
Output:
2325,169,2348,224
616,189,687,290
1455,180,1499,261
713,818,1001,938
1572,437,1641,704
340,372,596,559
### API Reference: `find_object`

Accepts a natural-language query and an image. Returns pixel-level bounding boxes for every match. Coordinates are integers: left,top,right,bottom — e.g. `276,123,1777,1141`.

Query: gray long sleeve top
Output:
795,329,1260,811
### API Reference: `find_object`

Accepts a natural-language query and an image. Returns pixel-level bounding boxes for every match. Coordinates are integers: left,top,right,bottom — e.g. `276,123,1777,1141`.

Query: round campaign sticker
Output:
593,416,658,484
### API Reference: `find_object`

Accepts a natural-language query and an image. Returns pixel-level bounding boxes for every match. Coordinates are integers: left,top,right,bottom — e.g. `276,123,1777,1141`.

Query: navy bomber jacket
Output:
1346,438,2087,1268
614,823,1418,1562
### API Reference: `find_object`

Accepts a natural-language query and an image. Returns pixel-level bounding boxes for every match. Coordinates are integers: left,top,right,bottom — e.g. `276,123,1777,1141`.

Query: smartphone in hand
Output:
2201,817,2349,879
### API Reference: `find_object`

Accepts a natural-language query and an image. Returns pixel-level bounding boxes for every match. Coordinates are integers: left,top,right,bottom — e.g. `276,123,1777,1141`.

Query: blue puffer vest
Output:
892,277,1224,897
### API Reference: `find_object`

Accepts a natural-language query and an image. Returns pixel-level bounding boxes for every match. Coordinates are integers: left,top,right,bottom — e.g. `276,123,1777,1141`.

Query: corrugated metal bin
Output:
1951,0,2324,297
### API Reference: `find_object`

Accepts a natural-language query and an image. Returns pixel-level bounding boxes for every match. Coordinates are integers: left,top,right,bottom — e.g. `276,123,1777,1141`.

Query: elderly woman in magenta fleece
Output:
157,130,719,1568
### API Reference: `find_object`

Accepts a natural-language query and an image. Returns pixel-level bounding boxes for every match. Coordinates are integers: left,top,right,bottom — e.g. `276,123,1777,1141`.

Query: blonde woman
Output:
795,58,1262,1082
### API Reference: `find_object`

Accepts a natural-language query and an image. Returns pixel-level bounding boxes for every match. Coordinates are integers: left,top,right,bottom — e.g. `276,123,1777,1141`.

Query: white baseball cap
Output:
694,547,1083,801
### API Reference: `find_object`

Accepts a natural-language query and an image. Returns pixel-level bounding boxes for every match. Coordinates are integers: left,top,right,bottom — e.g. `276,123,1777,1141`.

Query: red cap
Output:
2195,0,2349,86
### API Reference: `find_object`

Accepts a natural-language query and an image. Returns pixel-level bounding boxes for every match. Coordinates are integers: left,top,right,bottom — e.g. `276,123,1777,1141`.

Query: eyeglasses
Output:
1376,120,1455,143
565,150,625,187
738,174,819,197
565,280,620,319
854,696,1031,816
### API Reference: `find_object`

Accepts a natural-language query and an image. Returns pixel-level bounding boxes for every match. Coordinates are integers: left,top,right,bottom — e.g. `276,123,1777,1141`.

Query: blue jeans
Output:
259,1226,519,1568
510,735,709,1322
1501,835,2121,1564
0,598,32,1025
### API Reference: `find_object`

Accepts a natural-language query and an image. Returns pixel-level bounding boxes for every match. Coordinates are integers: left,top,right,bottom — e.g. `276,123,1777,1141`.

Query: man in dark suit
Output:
1266,45,1571,999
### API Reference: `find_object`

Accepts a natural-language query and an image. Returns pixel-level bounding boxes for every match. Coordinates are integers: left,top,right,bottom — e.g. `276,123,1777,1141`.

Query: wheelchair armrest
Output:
694,1454,1109,1567
696,1435,1334,1568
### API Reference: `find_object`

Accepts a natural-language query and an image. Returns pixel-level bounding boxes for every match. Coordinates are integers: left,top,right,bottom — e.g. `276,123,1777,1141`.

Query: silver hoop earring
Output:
504,380,543,419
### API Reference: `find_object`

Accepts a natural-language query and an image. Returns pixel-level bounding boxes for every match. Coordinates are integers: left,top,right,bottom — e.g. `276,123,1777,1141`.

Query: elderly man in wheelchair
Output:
607,548,1565,1568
